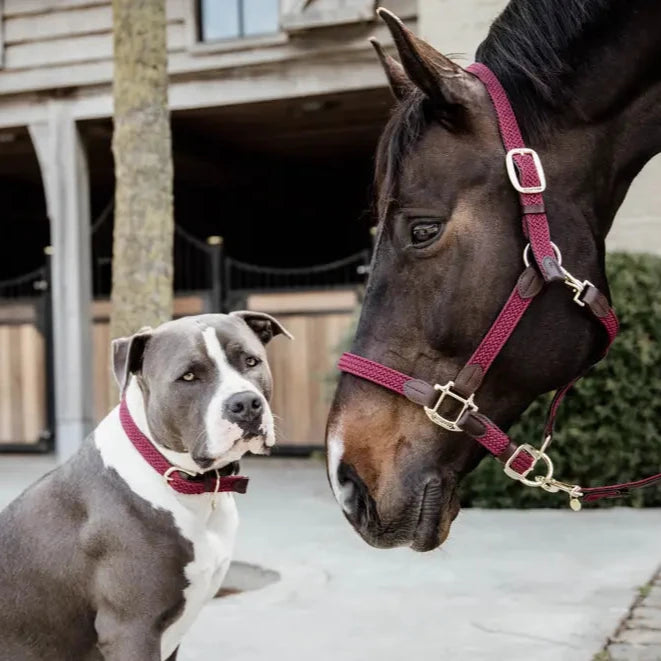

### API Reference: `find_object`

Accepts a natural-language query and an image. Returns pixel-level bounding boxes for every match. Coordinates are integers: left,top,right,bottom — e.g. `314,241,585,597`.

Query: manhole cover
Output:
215,561,280,598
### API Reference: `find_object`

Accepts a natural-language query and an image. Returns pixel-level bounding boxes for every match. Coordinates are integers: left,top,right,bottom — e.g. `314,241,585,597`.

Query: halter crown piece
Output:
338,62,661,509
119,398,249,502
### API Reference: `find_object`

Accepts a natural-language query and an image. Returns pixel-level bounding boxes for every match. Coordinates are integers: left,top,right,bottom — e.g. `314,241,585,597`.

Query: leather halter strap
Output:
338,63,661,507
119,398,249,496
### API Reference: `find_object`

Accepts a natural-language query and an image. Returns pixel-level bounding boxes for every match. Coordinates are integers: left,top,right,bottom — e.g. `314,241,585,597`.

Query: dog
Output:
0,311,291,660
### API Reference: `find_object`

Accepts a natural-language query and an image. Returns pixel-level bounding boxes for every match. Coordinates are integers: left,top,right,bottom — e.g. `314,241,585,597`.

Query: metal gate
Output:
0,256,54,451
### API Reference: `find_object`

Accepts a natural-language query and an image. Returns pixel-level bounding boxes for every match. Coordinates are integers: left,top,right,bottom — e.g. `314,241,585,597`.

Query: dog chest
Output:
160,495,238,659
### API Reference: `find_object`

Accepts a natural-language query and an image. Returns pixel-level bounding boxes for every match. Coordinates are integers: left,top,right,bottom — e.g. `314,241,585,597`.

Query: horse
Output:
325,0,661,552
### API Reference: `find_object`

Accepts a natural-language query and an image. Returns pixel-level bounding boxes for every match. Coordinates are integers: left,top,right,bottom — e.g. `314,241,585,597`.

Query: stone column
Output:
29,102,94,461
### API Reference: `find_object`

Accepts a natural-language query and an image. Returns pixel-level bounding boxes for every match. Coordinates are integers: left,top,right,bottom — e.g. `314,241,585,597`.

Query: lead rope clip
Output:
503,436,584,510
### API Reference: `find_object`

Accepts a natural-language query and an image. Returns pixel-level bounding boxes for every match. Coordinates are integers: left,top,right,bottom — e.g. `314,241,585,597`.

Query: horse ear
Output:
369,38,412,102
377,8,469,109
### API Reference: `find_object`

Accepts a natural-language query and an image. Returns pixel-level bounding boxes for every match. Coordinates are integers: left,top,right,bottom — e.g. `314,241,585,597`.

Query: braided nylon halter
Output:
119,398,249,497
339,63,660,508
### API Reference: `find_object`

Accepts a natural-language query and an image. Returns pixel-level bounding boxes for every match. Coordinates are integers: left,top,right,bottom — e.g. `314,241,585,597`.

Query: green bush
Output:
461,252,661,508
330,252,661,508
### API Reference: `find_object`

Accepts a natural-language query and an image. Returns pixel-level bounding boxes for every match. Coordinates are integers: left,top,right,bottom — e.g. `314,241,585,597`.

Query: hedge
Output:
330,252,661,508
461,251,661,508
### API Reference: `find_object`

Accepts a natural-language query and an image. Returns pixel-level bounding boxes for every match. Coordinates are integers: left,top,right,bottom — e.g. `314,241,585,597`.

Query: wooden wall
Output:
94,290,356,447
0,304,46,444
249,290,356,447
0,290,357,449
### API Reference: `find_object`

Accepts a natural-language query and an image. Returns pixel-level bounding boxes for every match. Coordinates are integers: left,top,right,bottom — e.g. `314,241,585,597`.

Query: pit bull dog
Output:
0,311,291,660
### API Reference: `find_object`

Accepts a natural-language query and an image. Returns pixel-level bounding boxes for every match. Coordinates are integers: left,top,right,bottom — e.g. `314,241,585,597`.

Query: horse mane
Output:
476,0,617,136
374,88,426,220
374,0,618,208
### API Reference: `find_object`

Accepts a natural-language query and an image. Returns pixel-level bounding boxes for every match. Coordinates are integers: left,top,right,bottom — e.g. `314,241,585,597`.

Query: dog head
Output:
112,312,292,470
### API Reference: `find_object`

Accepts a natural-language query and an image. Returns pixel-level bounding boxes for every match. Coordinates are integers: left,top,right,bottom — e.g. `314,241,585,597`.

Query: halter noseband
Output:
338,62,661,509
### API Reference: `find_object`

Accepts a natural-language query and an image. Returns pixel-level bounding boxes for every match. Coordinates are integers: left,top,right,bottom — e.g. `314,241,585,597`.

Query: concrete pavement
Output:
1,454,660,660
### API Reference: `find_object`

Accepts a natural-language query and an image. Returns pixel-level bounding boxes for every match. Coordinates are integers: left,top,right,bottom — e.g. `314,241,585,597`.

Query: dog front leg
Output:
95,609,161,661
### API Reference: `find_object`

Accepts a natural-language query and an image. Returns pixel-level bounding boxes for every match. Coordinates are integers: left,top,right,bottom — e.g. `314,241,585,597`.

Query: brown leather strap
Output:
582,284,611,318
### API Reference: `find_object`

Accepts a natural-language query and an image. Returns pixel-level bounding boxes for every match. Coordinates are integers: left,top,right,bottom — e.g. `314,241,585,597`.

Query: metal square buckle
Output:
423,381,478,432
505,148,547,194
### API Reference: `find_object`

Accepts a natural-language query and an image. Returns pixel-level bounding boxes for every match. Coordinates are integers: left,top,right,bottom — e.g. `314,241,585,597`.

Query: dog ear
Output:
231,311,293,345
111,327,152,395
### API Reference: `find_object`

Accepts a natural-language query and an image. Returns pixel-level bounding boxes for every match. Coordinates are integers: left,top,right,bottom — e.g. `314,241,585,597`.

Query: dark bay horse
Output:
326,1,661,551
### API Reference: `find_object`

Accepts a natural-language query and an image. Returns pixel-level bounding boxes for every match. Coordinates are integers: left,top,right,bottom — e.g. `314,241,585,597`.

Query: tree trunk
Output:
110,0,173,361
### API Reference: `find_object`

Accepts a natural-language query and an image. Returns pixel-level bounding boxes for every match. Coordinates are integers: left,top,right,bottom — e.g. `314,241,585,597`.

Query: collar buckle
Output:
163,465,198,484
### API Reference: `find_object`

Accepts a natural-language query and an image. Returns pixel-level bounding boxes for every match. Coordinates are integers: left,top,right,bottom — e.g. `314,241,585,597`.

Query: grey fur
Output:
0,312,289,659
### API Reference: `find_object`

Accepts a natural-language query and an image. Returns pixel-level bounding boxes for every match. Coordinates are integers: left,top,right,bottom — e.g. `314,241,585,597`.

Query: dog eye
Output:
245,356,260,368
180,372,196,382
411,221,442,246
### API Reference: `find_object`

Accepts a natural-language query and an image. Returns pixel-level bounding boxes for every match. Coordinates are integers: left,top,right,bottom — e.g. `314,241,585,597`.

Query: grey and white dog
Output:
0,311,290,661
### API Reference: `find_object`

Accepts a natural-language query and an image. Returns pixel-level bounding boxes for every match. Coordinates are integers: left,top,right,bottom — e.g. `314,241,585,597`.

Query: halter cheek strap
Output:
338,63,661,509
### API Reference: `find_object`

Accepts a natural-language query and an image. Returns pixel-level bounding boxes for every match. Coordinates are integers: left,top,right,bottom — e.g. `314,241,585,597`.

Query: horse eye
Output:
245,356,260,368
180,372,196,382
411,222,441,245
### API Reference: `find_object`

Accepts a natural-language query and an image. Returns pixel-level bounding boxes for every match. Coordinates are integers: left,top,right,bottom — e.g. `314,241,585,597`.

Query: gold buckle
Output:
505,148,547,194
423,381,478,432
561,267,594,308
163,465,198,484
503,441,584,510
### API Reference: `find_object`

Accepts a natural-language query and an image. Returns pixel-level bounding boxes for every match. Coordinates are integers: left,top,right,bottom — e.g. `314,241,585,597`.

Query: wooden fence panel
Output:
0,322,46,444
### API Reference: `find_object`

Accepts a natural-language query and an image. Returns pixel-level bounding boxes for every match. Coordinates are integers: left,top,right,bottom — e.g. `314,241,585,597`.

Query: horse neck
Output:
499,1,661,241
571,4,661,239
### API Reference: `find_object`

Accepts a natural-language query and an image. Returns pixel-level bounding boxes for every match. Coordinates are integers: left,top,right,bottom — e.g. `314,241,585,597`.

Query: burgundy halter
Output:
339,62,661,509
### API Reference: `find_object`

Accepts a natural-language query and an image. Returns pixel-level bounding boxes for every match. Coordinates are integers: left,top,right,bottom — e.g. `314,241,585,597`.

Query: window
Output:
198,0,280,42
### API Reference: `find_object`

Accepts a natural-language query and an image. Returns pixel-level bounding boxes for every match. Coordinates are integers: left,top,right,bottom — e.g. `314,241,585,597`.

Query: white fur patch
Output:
327,426,355,514
95,384,239,660
201,326,275,462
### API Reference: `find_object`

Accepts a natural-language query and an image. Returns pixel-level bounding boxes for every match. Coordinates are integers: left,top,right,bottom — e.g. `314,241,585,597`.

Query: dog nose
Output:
225,391,263,423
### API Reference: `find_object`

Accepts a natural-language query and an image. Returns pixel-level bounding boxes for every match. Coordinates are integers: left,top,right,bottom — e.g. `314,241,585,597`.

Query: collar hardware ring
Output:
163,465,199,484
423,381,478,432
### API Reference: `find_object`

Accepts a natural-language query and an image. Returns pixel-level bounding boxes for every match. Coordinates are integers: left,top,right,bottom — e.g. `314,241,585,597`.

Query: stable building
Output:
0,0,657,458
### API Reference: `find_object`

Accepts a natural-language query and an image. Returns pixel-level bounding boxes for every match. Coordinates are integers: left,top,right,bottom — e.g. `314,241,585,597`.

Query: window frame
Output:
187,0,286,54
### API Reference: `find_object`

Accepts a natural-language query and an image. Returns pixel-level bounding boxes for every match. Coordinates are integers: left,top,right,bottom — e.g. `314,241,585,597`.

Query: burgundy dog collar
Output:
119,398,249,496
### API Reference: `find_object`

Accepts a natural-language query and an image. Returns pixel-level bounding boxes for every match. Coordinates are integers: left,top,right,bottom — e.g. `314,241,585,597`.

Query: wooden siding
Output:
0,290,356,448
0,0,415,98
248,290,356,447
0,322,46,444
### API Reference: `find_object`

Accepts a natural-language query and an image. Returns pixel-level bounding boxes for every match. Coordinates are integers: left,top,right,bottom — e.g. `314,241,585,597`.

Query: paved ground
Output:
605,568,661,661
1,454,661,660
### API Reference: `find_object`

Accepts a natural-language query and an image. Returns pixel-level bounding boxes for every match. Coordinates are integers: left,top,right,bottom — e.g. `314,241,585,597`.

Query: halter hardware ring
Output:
505,147,547,194
423,381,478,432
522,241,562,269
504,444,584,510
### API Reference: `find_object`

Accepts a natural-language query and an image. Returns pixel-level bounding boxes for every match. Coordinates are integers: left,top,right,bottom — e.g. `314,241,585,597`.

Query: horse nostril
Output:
337,461,368,519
